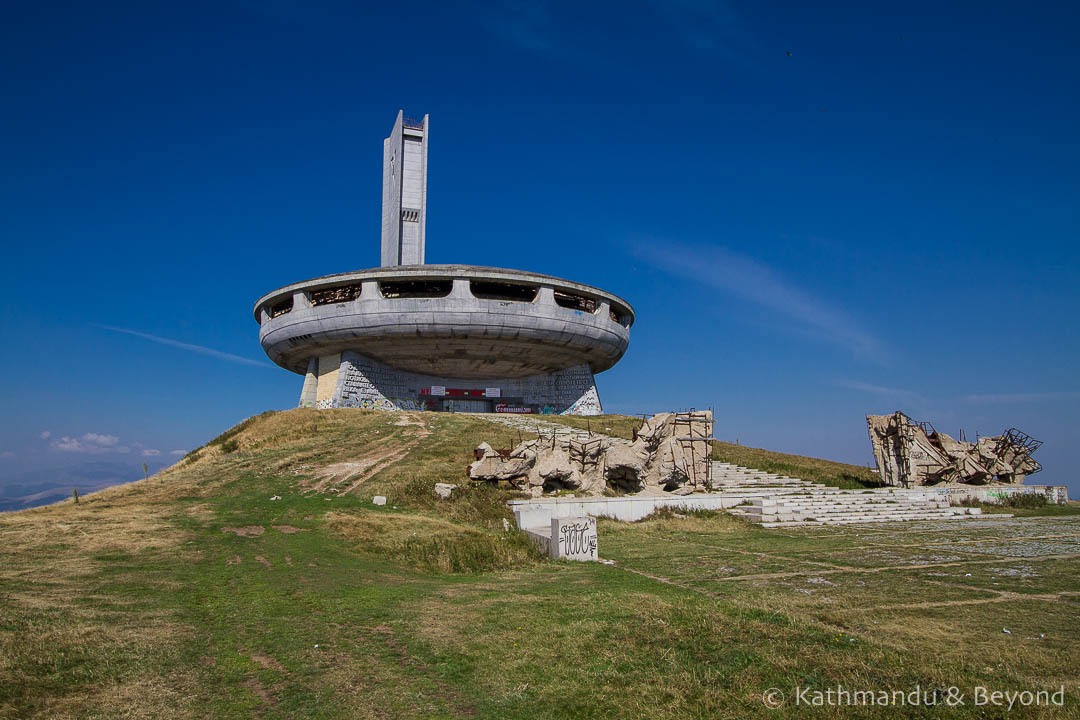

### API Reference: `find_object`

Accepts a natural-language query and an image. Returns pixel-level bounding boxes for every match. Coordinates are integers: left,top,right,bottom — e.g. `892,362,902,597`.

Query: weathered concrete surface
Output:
470,411,712,496
256,266,633,379
932,484,1068,505
303,351,602,414
522,516,599,562
512,494,747,529
434,483,457,499
381,110,428,267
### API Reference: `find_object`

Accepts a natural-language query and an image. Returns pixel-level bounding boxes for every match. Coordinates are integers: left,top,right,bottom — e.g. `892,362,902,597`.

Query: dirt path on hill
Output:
307,415,432,495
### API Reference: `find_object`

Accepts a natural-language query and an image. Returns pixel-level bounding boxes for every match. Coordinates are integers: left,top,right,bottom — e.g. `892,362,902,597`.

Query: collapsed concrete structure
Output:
867,411,1043,487
468,411,713,497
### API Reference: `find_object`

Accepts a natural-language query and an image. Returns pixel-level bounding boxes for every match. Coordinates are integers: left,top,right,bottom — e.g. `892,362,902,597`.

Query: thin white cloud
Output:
94,325,270,367
0,451,14,459
52,437,85,452
835,380,925,403
39,430,51,440
53,433,127,454
169,450,186,456
141,449,161,457
963,391,1080,404
637,241,884,361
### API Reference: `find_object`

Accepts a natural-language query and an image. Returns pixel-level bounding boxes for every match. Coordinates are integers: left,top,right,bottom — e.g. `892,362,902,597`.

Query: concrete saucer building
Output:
254,111,633,414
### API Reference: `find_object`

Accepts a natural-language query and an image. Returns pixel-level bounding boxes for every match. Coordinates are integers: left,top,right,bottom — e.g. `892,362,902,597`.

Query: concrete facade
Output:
510,494,750,529
381,111,428,266
927,484,1069,506
323,351,602,414
256,266,632,379
298,349,602,414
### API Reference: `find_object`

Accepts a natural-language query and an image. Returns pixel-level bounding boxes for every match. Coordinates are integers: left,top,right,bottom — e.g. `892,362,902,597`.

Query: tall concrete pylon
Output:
380,110,429,266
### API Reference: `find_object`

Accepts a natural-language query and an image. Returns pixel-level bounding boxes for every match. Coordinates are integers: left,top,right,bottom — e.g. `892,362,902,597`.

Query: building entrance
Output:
443,398,492,413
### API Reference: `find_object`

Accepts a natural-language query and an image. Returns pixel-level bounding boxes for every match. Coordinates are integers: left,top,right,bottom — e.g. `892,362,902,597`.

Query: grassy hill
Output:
1,410,1076,719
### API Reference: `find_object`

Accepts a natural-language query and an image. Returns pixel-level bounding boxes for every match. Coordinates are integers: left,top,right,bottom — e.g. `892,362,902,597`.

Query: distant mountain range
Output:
0,459,171,512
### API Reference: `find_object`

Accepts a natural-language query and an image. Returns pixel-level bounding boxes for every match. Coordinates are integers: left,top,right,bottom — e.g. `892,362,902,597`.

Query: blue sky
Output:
2,0,1077,501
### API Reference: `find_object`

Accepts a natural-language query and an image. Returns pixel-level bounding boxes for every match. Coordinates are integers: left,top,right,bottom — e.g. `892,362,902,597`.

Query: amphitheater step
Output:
711,461,998,528
759,513,1014,528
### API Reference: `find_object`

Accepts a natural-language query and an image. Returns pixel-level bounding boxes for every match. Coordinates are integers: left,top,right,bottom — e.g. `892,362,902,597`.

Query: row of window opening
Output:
266,281,631,327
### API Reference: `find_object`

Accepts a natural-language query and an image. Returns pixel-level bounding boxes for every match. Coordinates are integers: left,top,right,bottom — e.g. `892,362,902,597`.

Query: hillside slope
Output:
1,410,1075,719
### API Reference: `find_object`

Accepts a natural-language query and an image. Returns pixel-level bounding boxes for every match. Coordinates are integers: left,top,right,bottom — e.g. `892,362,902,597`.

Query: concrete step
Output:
738,506,962,519
760,513,1013,527
743,498,953,509
736,502,953,511
737,507,983,522
708,459,986,529
736,501,961,513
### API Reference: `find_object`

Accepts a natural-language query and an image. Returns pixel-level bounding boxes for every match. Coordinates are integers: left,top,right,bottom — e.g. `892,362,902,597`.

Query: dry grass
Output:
0,500,188,596
17,672,204,720
0,490,200,719
326,510,540,573
535,414,643,440
710,438,880,488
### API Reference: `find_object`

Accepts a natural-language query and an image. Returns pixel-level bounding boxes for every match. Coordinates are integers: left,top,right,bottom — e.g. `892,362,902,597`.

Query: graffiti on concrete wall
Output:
551,517,598,561
558,522,597,558
313,350,605,415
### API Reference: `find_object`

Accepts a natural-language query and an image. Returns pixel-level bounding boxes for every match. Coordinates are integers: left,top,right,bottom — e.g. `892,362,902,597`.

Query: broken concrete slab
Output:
469,410,713,497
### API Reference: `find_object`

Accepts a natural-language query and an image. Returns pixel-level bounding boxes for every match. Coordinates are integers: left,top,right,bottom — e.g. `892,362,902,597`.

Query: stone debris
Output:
867,411,1042,487
468,411,713,497
434,482,457,499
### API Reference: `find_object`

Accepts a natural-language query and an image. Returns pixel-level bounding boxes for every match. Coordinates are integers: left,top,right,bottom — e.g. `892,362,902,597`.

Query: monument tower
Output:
254,110,633,415
381,111,428,266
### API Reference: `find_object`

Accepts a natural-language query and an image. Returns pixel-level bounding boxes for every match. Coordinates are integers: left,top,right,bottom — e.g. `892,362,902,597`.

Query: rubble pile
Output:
468,411,713,497
867,411,1042,487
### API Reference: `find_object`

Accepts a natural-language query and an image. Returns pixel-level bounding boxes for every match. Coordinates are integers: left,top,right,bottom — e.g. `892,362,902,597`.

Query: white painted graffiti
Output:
558,522,597,558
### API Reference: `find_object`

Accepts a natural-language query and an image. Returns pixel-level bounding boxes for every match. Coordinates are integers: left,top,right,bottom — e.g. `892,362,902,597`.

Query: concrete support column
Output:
537,286,555,307
449,277,471,299
361,280,379,299
293,290,312,310
298,357,318,407
315,353,342,407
